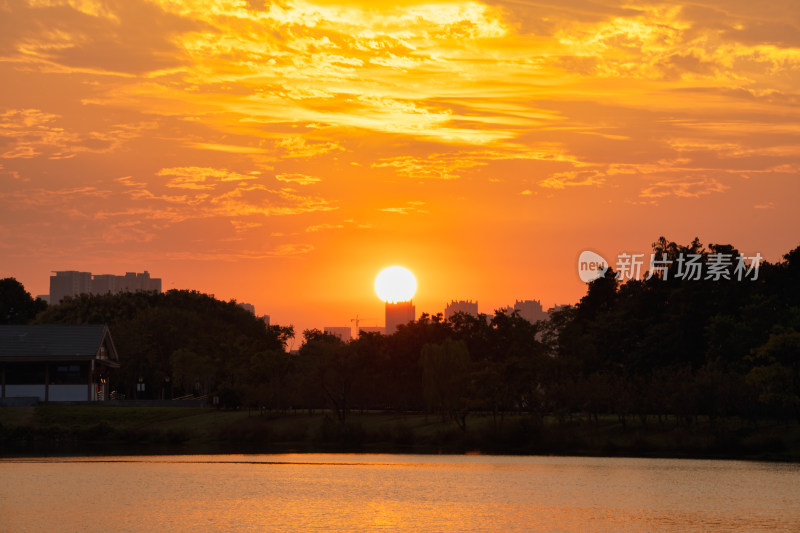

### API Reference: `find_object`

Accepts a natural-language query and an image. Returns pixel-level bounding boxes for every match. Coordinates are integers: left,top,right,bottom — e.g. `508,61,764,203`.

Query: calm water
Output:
1,454,798,532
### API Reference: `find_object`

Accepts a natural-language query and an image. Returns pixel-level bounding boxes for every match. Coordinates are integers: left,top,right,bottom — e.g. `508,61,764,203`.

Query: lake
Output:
1,454,798,532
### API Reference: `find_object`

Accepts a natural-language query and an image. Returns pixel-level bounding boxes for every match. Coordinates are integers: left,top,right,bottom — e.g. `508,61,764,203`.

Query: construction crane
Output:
350,315,375,337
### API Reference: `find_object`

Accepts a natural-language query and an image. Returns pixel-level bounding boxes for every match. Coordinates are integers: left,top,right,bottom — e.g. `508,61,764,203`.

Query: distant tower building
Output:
444,299,478,320
91,274,119,295
261,315,270,326
385,301,415,335
237,302,256,314
49,271,92,304
324,326,352,342
513,299,548,324
117,271,161,293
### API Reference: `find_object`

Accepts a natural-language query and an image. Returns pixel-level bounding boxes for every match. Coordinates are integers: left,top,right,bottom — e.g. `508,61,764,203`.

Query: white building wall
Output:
49,385,90,401
5,385,46,400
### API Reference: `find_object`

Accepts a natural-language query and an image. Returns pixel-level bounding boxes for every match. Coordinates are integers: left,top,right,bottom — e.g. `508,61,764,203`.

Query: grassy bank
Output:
1,405,799,461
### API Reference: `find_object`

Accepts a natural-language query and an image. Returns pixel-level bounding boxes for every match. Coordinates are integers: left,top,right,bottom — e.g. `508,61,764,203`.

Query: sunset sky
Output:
1,0,799,338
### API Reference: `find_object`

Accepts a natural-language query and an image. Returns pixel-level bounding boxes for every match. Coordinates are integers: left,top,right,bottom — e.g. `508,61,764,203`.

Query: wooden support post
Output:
88,361,94,402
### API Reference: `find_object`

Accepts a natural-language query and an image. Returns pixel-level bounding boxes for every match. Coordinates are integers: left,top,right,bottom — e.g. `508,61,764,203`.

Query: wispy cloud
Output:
540,170,605,189
305,223,344,232
158,167,260,190
163,244,315,261
640,177,729,199
379,201,428,215
277,137,344,158
0,186,113,210
276,173,322,185
372,155,480,180
0,108,146,159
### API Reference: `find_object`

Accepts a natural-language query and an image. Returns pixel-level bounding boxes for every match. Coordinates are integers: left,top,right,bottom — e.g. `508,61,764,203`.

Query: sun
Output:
375,266,417,303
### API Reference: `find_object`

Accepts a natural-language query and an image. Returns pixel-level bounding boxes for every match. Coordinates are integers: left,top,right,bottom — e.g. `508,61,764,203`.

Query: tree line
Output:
2,236,798,426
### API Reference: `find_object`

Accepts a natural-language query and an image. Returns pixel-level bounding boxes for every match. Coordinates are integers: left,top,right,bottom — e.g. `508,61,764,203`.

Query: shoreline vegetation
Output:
1,405,798,462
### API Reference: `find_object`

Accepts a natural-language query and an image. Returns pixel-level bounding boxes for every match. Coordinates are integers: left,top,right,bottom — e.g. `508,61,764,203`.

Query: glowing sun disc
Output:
375,266,417,303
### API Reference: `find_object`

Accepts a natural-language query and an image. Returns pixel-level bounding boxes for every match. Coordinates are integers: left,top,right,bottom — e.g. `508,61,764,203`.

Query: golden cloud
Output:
275,173,322,185
158,166,260,189
540,170,606,189
305,223,344,232
379,201,428,215
640,176,730,198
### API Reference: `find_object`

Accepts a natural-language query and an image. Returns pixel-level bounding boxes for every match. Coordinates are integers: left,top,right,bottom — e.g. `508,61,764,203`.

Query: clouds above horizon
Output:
0,0,798,296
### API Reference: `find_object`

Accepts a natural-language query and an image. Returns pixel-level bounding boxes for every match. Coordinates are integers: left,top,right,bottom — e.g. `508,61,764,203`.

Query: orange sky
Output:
1,0,799,338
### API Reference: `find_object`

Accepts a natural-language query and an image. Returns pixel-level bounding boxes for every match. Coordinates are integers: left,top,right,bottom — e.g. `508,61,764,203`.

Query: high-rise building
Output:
49,270,161,304
237,302,256,314
324,326,352,342
91,274,119,295
385,301,415,335
512,299,548,324
444,299,478,320
117,271,161,293
49,271,92,305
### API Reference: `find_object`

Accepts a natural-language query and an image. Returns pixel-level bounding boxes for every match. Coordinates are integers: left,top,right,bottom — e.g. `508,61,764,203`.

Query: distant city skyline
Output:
37,269,567,336
48,270,162,305
320,298,565,339
445,300,479,320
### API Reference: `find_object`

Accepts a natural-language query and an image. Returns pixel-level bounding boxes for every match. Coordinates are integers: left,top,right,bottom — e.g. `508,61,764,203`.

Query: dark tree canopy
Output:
35,289,293,402
0,277,47,324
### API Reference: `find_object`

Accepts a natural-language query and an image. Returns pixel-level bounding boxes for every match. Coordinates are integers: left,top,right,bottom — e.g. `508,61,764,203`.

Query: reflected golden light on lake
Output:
1,455,799,532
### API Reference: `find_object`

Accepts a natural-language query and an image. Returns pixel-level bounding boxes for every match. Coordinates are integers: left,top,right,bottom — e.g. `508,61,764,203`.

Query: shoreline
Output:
2,405,798,462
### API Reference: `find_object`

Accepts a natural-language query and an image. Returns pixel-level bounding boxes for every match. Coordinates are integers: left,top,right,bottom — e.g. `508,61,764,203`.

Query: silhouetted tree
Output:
421,338,472,429
36,290,293,400
0,278,46,324
298,329,366,422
